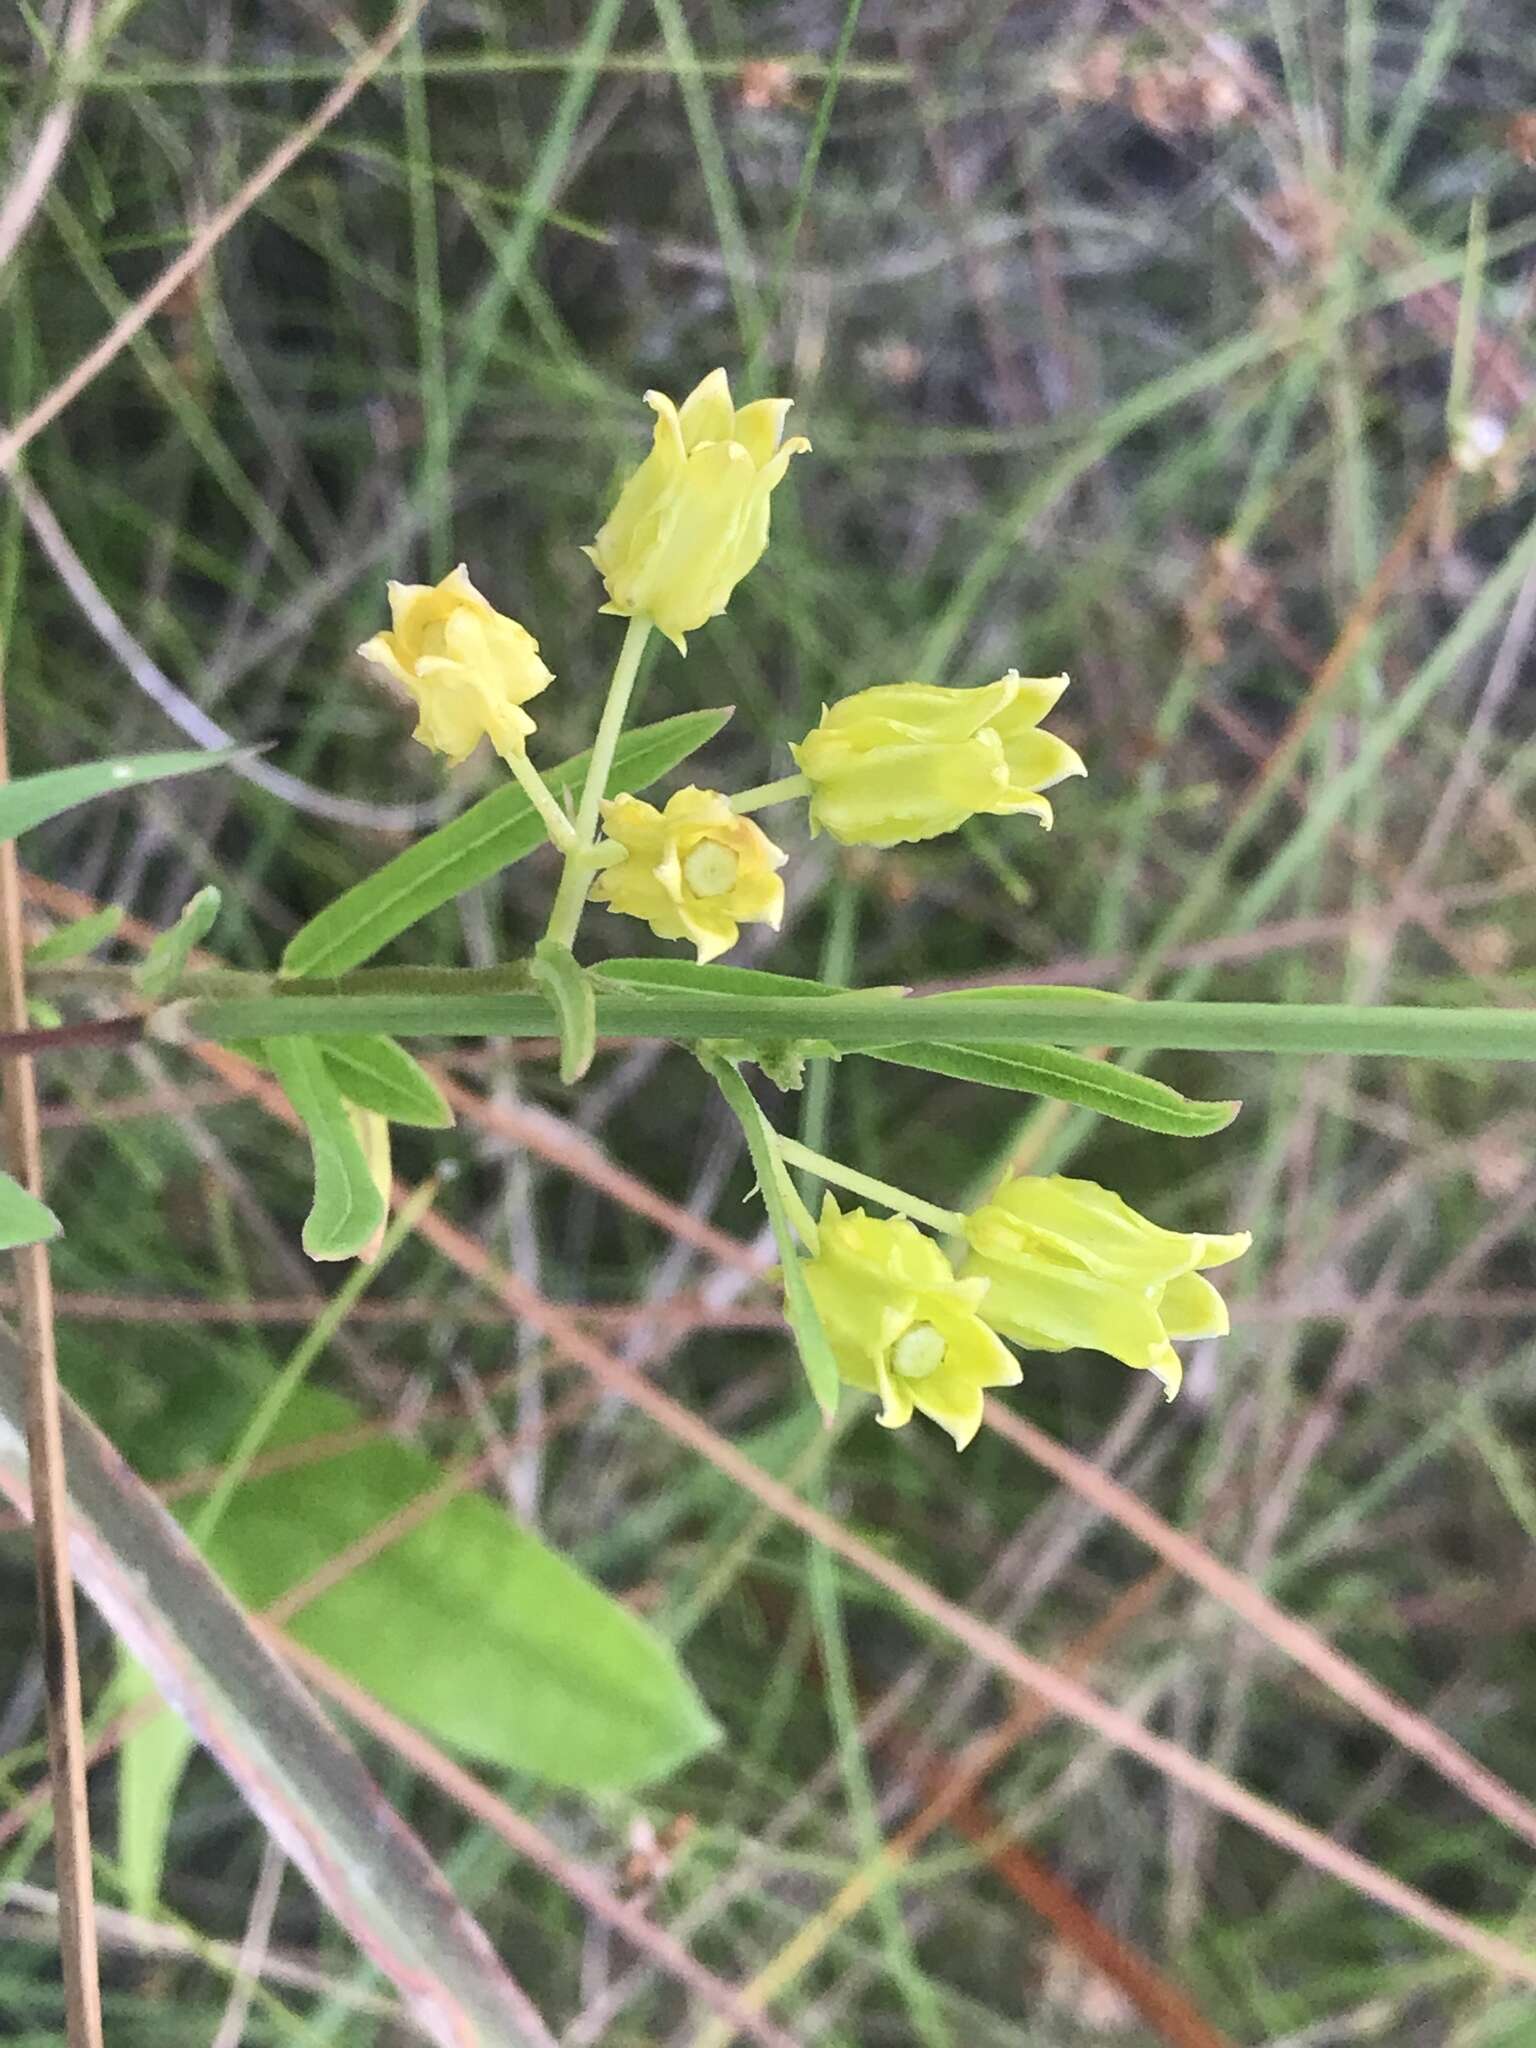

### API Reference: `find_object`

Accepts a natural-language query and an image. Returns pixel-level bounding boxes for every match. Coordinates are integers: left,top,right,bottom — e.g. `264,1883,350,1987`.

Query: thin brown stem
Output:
0,682,102,2047
0,1014,144,1058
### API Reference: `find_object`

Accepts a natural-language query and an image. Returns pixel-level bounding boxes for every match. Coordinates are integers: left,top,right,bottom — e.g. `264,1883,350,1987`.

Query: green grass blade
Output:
0,746,243,842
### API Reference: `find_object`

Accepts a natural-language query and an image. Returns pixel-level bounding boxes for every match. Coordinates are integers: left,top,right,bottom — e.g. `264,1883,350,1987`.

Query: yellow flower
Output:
583,368,809,652
961,1174,1250,1400
590,785,787,963
358,564,553,764
790,672,1085,847
800,1195,1021,1450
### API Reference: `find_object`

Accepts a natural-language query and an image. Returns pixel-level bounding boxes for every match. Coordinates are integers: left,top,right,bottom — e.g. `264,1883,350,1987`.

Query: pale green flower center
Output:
682,839,740,898
890,1321,946,1380
416,619,454,662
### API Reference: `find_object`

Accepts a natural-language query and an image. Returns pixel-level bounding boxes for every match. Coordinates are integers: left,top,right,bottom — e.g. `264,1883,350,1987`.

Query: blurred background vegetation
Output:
3,1,1536,2042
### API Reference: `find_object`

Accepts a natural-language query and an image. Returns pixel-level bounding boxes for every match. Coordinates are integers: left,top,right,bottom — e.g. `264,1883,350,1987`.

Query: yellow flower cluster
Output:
590,787,787,963
344,367,1253,1450
357,374,1090,962
798,1175,1248,1446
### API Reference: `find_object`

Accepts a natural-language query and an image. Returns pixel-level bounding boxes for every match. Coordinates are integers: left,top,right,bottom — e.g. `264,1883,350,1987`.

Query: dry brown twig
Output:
0,673,102,2044
0,0,428,476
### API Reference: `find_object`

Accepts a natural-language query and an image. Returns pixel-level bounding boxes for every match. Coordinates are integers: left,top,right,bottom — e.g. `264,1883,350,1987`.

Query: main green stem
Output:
159,976,1536,1064
543,613,653,952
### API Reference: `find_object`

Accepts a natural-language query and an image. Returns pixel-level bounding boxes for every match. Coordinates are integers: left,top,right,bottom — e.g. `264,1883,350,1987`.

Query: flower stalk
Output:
543,613,653,952
729,772,811,816
776,1136,965,1238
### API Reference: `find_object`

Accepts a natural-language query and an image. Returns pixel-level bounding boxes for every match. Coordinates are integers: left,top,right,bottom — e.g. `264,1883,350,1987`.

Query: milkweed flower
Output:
961,1174,1250,1399
591,785,787,963
358,564,553,764
790,672,1085,848
799,1195,1021,1449
584,368,809,652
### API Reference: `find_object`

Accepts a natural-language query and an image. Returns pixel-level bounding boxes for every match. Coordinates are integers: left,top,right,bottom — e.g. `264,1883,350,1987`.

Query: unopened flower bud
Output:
791,672,1085,848
584,369,809,651
961,1174,1249,1399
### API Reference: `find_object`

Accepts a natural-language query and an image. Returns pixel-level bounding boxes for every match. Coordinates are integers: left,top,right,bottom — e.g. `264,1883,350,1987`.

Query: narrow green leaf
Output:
532,938,596,1083
598,959,851,1000
0,1169,60,1249
704,1054,840,1417
283,710,729,979
135,886,221,1000
873,1041,1240,1138
596,957,904,1002
926,982,1136,1007
323,1035,453,1127
0,745,244,842
265,1036,385,1261
27,905,123,963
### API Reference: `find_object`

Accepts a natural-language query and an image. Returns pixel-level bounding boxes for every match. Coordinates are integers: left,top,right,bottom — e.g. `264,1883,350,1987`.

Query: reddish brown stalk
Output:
0,1015,144,1058
0,688,102,2047
874,1574,1235,2048
0,1285,779,1330
280,1638,802,2048
712,1568,1235,2048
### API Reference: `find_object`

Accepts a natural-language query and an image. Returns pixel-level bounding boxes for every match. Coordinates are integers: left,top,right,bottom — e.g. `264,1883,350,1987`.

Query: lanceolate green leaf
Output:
282,709,729,979
0,746,243,842
323,1035,453,1127
0,1169,60,1249
0,1338,555,2048
595,957,891,1002
873,1042,1240,1138
265,1036,385,1260
188,1383,719,1791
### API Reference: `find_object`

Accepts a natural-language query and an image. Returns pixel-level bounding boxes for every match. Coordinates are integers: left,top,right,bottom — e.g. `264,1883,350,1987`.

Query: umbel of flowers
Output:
353,367,1250,1448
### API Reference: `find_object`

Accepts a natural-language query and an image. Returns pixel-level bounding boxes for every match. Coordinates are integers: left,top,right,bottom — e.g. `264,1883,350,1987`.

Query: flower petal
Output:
676,368,735,449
